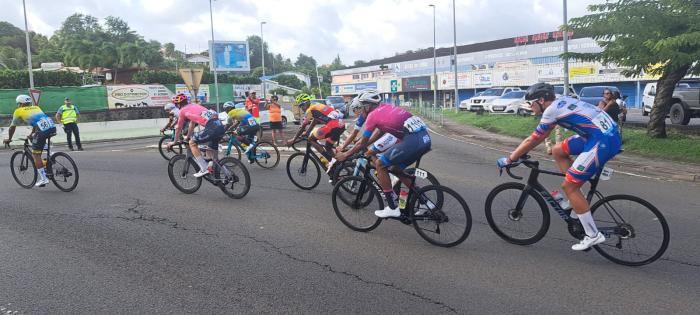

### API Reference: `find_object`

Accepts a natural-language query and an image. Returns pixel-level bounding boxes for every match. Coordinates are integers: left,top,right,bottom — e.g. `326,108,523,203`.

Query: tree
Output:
247,35,272,70
331,54,344,69
566,0,700,138
163,42,176,59
353,60,368,67
275,74,306,90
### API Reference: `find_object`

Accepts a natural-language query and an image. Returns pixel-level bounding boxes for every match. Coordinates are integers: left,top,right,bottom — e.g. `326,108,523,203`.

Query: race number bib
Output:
403,116,427,133
327,110,343,120
592,113,614,135
247,117,258,126
37,117,54,132
200,110,216,120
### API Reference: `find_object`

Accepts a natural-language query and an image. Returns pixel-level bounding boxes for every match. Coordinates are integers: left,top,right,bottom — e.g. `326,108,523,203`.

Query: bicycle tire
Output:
410,185,472,247
590,194,670,266
10,150,37,189
331,159,361,185
218,157,251,199
286,152,321,190
393,168,442,204
291,139,308,153
158,135,182,160
48,152,79,192
167,155,202,194
253,141,280,169
484,182,550,245
331,176,383,232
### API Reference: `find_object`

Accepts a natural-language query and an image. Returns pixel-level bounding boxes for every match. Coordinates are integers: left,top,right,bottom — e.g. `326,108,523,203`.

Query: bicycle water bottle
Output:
398,190,409,209
551,190,571,210
354,157,367,176
207,161,214,173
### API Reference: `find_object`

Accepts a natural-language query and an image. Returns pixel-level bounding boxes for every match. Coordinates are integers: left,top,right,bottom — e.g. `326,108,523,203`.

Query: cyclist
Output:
335,91,431,218
160,102,180,134
496,83,621,251
223,101,260,162
167,93,225,178
338,93,398,154
3,95,57,187
286,93,345,167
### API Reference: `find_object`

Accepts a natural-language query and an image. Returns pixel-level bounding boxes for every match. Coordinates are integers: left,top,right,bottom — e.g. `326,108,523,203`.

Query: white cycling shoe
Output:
375,206,401,218
414,199,436,216
34,178,50,187
571,232,606,251
193,169,210,178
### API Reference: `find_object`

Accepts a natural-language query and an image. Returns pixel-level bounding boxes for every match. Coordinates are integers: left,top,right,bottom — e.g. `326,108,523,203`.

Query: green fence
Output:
0,86,109,115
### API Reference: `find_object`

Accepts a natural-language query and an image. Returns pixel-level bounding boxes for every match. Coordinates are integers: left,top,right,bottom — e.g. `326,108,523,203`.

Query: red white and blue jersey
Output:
532,96,619,142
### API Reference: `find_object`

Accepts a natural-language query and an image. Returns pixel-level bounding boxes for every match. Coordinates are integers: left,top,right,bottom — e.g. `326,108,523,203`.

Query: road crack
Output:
116,199,217,237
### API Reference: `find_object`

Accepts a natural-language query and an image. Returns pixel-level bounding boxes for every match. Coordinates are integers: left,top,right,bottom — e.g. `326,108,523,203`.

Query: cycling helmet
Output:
349,96,362,111
16,94,32,105
163,103,177,111
524,83,555,101
357,91,381,106
172,93,189,105
295,93,312,106
223,101,236,110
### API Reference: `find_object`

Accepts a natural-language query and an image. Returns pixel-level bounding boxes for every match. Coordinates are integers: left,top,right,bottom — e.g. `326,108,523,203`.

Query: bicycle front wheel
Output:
286,152,321,190
167,155,202,194
158,135,181,160
10,150,37,189
591,194,670,266
410,185,472,247
49,152,79,192
218,157,251,199
332,176,382,232
254,141,280,169
484,182,550,245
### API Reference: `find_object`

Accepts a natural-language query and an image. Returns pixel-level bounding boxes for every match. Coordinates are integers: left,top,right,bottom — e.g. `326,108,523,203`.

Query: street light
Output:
22,0,34,89
452,0,458,109
562,0,570,96
429,4,436,110
208,0,221,111
261,21,267,100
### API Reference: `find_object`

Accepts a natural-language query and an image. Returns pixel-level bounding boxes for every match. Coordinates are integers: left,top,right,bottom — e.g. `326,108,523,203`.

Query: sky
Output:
3,0,606,65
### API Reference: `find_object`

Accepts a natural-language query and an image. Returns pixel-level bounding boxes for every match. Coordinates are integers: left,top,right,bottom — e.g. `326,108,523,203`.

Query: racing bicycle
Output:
223,131,280,169
9,137,79,192
286,137,344,189
158,128,183,160
484,155,669,266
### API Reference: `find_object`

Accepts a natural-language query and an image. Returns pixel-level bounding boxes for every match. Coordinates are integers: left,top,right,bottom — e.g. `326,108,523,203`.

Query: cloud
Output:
3,0,606,66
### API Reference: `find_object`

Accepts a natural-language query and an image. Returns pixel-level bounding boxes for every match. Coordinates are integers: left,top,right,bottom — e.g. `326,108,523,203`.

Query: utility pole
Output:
452,0,458,109
261,21,267,100
208,0,221,111
22,0,34,89
430,4,437,110
315,66,323,98
563,0,570,96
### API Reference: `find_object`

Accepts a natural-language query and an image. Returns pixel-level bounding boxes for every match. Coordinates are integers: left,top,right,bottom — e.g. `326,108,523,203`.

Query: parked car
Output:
578,86,620,106
459,87,521,111
326,95,349,118
642,82,700,125
258,101,297,127
489,91,527,114
554,85,578,98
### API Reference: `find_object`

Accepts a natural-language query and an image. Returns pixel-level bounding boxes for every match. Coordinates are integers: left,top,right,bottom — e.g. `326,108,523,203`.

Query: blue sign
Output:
355,82,378,91
209,40,250,72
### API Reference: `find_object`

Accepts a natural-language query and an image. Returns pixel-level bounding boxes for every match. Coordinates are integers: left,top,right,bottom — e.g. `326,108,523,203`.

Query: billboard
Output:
106,85,172,109
209,41,251,72
175,84,210,103
233,84,262,98
402,76,431,92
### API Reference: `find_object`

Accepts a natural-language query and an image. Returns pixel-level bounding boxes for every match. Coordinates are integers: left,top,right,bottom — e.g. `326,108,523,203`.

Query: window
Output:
361,73,369,79
352,74,360,80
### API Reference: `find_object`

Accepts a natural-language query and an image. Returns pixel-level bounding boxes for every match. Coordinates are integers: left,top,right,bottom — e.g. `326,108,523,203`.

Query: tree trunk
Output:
647,64,690,138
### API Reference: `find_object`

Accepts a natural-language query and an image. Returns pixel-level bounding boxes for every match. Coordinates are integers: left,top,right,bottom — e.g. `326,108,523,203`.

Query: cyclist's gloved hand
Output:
496,156,512,169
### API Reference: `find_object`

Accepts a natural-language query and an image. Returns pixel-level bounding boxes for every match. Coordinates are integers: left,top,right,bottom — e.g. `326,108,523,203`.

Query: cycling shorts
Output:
371,133,398,153
31,127,56,154
312,120,345,143
377,129,431,169
193,119,225,150
562,134,621,184
238,125,260,141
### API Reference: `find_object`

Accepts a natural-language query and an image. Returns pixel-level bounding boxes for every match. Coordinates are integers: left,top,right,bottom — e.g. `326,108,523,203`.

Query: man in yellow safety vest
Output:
55,97,83,151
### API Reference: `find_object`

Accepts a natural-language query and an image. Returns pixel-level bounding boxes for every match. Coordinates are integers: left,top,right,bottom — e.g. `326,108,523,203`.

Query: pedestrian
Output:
245,91,260,118
598,88,620,124
267,95,284,144
55,97,83,151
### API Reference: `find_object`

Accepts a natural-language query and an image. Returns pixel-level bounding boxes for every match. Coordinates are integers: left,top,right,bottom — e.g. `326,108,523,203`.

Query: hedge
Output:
132,70,261,85
0,70,83,89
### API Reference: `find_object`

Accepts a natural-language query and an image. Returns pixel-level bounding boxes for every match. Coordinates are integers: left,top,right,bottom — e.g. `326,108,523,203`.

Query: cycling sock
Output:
38,167,47,180
195,156,208,171
383,190,398,209
578,211,599,237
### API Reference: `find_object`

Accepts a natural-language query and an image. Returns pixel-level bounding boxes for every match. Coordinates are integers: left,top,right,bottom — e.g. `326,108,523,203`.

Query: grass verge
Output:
440,110,700,165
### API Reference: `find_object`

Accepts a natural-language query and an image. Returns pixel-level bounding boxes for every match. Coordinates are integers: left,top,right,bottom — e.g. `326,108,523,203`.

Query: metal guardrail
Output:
409,103,445,126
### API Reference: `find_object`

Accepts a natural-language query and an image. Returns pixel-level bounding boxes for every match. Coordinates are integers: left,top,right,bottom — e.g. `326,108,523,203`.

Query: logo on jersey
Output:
577,165,586,171
567,104,578,110
557,100,567,108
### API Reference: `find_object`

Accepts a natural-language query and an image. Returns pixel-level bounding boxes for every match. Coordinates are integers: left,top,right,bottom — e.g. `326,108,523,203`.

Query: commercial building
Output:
331,31,667,108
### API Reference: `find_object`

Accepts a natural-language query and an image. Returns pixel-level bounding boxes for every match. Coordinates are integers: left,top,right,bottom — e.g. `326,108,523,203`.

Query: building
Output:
331,31,668,108
262,71,312,87
186,55,210,66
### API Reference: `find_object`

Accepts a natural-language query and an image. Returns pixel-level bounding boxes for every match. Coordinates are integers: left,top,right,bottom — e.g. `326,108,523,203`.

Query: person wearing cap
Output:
55,97,83,151
245,91,260,118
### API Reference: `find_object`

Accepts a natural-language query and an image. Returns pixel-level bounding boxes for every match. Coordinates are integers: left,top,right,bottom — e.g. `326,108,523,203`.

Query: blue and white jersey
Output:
532,96,619,142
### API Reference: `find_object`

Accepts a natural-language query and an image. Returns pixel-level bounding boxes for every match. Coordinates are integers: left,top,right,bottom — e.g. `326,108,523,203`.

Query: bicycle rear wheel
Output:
10,151,37,189
286,152,321,190
167,155,202,194
49,152,79,192
484,182,550,245
591,194,670,266
411,185,472,247
158,135,181,160
218,157,251,199
332,176,382,232
254,141,280,169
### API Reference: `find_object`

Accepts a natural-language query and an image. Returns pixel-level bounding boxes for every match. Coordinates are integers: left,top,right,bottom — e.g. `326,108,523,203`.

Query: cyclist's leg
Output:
552,135,584,174
308,126,330,159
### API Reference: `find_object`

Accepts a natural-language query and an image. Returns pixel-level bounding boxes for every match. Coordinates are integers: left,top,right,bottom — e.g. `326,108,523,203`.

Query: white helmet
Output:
349,96,363,111
16,94,32,105
164,103,177,111
357,91,381,106
223,101,236,110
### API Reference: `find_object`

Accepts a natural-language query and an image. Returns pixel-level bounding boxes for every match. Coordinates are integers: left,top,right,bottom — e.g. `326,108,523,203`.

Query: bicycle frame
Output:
180,143,232,185
225,133,265,159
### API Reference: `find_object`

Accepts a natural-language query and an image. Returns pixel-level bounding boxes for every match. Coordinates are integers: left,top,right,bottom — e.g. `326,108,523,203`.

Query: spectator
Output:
267,95,284,144
598,88,620,124
245,91,260,118
613,91,628,124
55,97,83,151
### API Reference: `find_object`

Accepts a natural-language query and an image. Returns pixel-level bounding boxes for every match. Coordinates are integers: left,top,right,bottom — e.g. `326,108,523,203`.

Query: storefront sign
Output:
402,76,431,92
473,72,493,88
106,85,172,109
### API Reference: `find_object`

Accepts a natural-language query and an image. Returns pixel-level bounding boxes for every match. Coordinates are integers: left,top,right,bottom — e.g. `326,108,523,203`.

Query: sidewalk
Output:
425,115,700,183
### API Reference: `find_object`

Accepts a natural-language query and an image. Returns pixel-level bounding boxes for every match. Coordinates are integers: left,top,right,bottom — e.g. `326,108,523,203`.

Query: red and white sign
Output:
29,88,41,105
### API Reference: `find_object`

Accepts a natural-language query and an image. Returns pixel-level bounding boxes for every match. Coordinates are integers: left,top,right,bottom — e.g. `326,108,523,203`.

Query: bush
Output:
132,70,261,85
0,70,82,88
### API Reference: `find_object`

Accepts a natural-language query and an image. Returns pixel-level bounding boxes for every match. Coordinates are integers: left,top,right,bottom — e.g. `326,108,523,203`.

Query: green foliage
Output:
269,88,288,96
0,70,82,89
275,74,306,90
132,70,261,85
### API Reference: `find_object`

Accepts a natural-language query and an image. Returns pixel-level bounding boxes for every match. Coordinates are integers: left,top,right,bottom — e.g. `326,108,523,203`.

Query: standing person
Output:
55,97,83,151
598,89,620,124
267,95,284,144
245,91,260,118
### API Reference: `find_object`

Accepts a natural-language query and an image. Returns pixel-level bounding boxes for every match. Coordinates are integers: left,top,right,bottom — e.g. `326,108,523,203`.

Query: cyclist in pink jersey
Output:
335,91,431,218
167,93,225,177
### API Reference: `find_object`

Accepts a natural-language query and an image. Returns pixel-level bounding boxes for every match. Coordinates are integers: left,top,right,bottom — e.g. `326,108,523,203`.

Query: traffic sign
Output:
390,80,398,93
179,68,204,97
29,88,41,105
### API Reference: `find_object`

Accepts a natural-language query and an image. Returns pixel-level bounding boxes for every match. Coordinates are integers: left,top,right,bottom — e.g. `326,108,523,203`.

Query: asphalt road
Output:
1,133,699,314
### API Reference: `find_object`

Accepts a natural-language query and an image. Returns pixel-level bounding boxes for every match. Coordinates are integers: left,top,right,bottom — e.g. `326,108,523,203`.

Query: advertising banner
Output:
106,85,172,109
402,76,431,92
232,84,262,98
438,72,471,90
473,72,493,88
209,41,251,72
176,84,210,103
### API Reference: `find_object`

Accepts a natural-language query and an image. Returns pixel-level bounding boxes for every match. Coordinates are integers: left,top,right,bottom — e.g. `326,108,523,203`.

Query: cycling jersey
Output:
355,114,366,128
11,105,55,132
361,104,418,139
177,104,217,130
227,108,258,127
304,104,342,125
